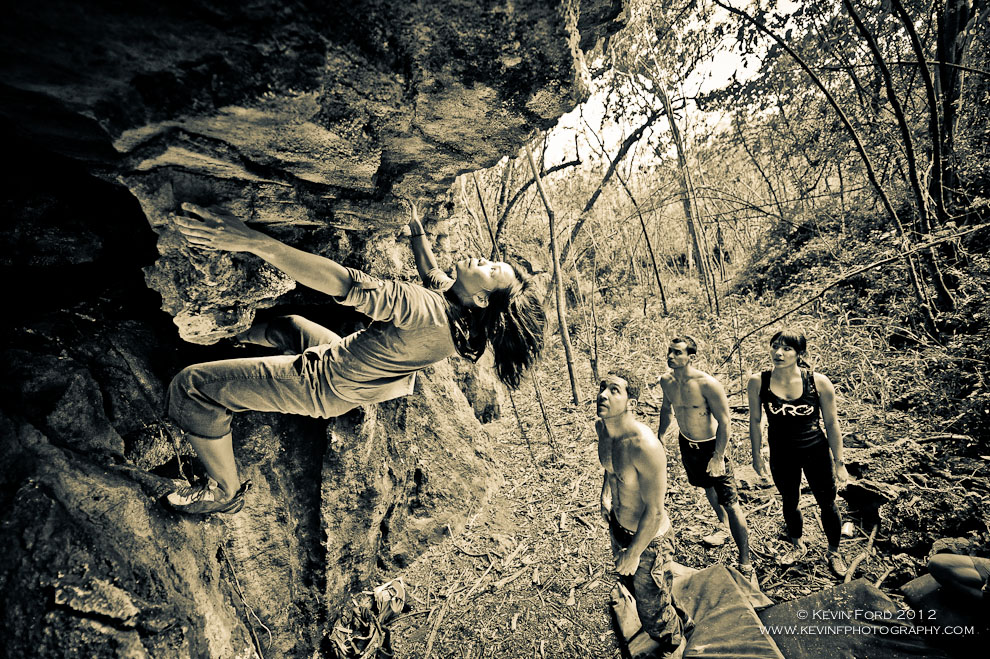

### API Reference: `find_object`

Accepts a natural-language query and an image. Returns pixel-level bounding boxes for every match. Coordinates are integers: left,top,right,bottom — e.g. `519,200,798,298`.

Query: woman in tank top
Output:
747,329,850,576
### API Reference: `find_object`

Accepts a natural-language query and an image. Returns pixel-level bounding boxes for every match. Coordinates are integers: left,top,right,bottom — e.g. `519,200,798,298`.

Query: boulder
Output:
0,2,628,655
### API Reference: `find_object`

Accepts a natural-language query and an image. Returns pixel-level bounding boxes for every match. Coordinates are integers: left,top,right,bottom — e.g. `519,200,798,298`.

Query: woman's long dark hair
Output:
446,262,546,389
770,328,812,369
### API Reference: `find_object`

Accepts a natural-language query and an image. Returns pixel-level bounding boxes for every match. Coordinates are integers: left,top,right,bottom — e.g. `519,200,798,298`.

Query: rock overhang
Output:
0,0,627,342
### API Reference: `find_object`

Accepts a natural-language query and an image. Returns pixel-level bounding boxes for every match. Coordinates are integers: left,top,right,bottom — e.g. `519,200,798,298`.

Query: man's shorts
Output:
678,433,739,506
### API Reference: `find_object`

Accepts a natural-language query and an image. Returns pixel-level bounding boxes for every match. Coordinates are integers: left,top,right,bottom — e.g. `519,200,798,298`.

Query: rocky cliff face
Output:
0,1,624,656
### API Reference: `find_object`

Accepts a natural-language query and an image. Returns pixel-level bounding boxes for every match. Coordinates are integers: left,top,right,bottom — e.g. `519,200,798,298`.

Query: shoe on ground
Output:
373,578,406,624
827,551,848,577
738,563,760,589
779,542,807,566
702,527,731,547
661,635,686,659
166,479,251,515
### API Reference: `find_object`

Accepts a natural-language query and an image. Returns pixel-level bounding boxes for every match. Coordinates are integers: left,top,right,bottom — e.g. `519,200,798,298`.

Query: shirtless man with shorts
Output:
597,370,687,654
658,336,754,582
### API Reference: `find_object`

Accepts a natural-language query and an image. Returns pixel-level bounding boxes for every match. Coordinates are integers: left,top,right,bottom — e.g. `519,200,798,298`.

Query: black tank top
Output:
760,369,826,449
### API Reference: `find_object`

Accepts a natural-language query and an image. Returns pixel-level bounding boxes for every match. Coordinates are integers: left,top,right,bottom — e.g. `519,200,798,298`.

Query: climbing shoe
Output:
827,551,848,578
166,478,251,515
779,541,808,566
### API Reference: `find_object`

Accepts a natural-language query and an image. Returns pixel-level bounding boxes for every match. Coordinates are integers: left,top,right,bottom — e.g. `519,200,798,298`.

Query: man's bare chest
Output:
668,380,707,411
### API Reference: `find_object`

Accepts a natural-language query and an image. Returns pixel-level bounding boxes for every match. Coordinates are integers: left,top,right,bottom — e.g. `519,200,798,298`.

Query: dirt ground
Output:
381,346,953,659
382,294,990,659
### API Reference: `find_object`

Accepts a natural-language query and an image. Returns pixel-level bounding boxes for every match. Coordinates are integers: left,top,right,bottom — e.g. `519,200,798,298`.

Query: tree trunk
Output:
935,0,976,207
844,0,954,312
712,0,939,335
495,159,580,247
589,227,600,385
656,83,715,313
559,109,663,265
734,115,786,222
532,372,560,458
468,172,499,260
891,0,948,229
524,143,581,405
616,170,669,315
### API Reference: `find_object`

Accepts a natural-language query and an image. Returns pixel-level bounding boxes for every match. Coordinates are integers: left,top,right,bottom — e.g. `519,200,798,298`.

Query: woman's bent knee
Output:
166,363,232,438
167,365,197,405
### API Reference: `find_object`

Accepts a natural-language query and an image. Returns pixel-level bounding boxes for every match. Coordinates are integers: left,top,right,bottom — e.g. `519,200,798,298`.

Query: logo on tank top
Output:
768,402,814,416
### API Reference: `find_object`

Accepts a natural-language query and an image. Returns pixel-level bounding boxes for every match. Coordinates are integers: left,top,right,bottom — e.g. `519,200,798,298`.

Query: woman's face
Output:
770,340,800,368
454,257,516,297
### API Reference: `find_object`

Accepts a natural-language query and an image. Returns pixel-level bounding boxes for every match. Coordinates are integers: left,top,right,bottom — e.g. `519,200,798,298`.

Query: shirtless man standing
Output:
598,370,687,654
658,336,754,582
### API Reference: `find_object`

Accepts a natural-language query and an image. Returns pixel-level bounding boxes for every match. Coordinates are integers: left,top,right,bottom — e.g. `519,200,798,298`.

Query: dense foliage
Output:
452,0,989,450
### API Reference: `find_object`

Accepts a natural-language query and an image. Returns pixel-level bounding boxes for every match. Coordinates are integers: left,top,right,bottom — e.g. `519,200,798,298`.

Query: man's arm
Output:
746,374,767,476
405,202,441,285
615,431,667,576
596,419,611,523
600,473,611,523
704,377,732,477
815,373,849,487
175,203,352,297
657,378,674,438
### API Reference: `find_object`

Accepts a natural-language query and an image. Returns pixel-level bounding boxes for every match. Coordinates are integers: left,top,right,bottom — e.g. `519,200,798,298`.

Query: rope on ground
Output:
219,542,272,658
164,426,192,482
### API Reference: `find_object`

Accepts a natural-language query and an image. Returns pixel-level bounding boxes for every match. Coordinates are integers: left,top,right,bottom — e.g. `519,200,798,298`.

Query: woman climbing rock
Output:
165,201,545,514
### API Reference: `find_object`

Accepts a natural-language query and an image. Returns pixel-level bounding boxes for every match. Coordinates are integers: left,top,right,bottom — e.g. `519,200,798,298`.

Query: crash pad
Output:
758,579,953,658
673,565,783,659
610,563,783,659
610,582,672,659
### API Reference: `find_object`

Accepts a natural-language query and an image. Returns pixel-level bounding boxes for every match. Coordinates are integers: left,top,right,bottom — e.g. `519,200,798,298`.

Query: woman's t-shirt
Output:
760,368,826,449
325,267,457,404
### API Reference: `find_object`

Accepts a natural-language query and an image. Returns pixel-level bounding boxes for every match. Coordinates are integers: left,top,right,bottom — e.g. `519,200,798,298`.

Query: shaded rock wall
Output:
0,1,625,656
0,134,498,655
1,0,625,342
0,245,502,657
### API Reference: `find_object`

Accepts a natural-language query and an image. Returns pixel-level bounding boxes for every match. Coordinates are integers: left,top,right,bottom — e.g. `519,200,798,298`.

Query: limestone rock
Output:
0,0,626,342
452,352,505,423
0,2,627,656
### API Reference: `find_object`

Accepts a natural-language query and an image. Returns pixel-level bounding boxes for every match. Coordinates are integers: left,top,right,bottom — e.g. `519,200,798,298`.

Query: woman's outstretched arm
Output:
175,203,353,297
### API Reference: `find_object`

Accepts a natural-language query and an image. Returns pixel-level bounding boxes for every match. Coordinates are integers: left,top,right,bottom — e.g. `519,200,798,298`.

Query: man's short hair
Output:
670,335,699,356
608,368,642,401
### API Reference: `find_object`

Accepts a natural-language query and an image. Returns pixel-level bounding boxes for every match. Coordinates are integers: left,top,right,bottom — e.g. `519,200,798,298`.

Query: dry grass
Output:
389,359,617,658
